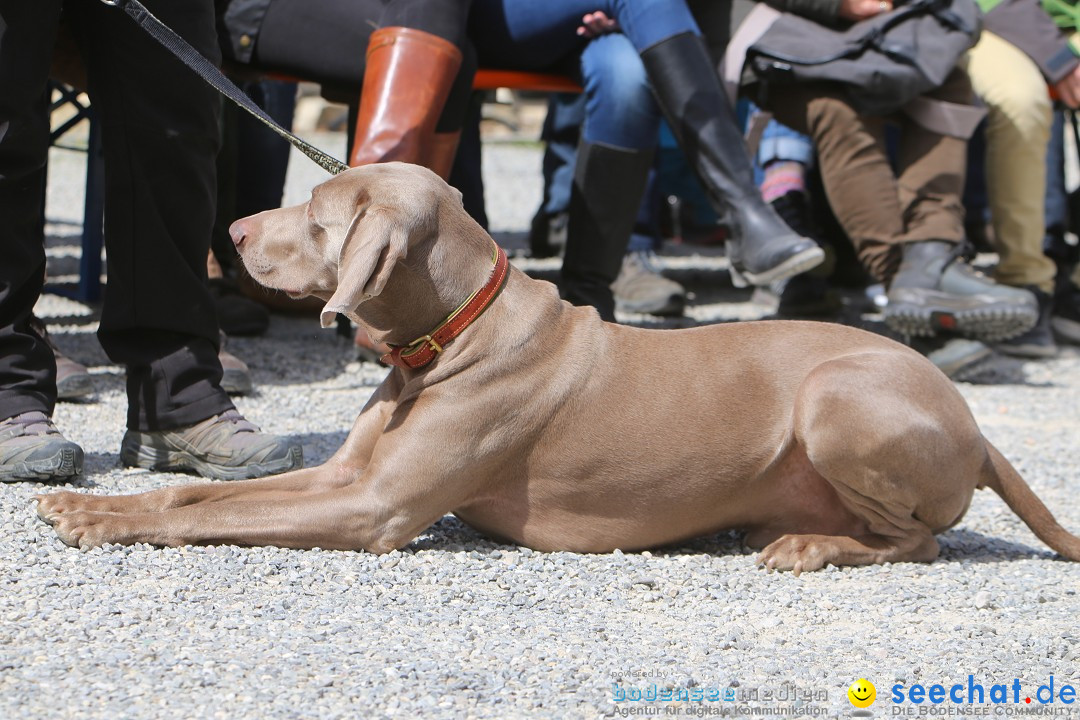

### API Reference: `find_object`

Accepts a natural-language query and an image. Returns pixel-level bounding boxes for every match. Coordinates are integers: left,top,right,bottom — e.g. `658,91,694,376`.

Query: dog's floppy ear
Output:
320,207,410,328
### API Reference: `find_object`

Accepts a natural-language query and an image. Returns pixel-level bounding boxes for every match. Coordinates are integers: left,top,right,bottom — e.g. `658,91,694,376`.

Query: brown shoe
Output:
218,332,253,396
30,315,93,400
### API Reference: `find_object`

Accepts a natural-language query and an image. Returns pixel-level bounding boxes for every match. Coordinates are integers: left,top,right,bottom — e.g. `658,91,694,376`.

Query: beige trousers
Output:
963,31,1057,293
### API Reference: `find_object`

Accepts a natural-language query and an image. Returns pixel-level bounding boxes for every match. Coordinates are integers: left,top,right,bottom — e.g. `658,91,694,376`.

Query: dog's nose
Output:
229,218,249,247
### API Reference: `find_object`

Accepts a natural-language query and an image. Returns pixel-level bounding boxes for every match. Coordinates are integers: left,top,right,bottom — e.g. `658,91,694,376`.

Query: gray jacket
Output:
215,0,271,64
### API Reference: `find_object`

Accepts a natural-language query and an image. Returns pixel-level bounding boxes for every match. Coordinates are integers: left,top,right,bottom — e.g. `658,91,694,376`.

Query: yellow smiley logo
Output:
848,678,876,708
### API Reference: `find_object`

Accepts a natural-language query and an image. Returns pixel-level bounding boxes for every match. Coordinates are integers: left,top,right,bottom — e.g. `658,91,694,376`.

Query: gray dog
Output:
36,163,1080,573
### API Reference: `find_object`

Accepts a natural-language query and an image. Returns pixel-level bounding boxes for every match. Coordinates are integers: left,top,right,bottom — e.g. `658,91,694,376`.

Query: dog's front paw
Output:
35,490,88,525
758,534,832,576
50,510,123,550
36,491,134,524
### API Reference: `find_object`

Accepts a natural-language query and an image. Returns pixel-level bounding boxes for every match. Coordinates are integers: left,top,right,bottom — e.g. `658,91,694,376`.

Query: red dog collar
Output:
382,242,509,369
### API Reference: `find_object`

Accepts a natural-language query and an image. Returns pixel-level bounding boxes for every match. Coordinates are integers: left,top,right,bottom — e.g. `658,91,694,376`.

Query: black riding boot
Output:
561,141,654,322
640,32,823,287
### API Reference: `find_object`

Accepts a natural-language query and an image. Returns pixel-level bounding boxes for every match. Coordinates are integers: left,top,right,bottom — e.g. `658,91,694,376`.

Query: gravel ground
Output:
3,129,1080,720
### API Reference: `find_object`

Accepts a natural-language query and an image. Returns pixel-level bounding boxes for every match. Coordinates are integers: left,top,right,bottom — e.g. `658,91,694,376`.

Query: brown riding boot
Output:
427,131,462,180
348,27,463,168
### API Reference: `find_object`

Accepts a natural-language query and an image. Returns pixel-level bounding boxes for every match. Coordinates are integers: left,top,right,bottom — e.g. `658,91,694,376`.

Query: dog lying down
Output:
36,163,1080,573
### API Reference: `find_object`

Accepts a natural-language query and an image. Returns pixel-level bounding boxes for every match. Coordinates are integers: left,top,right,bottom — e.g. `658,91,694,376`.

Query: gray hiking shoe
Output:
120,409,302,480
885,241,1038,342
0,412,83,483
612,250,686,316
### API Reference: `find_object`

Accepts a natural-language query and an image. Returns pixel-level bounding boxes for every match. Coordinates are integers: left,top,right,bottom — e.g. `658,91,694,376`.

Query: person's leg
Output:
963,31,1056,356
886,68,1037,341
575,37,684,316
0,0,84,482
529,92,585,258
561,34,657,320
768,77,1037,342
1044,109,1080,343
253,0,475,174
768,85,902,282
0,0,61,422
750,109,840,317
351,0,474,171
69,0,301,479
471,0,696,67
70,0,230,431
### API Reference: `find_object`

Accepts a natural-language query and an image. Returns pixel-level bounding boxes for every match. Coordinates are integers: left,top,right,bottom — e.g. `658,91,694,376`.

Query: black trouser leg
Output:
67,0,232,431
561,141,653,322
0,0,62,421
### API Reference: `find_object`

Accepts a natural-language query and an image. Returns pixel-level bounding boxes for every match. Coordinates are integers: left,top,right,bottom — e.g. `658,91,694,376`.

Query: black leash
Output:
98,0,349,175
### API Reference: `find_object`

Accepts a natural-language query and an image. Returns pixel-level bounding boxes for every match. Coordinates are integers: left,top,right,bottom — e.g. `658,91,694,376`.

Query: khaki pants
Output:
963,31,1057,293
765,70,971,283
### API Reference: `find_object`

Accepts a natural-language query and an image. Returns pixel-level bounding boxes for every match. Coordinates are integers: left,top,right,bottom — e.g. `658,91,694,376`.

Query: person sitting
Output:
469,0,825,321
217,0,477,357
703,0,1039,346
967,0,1080,356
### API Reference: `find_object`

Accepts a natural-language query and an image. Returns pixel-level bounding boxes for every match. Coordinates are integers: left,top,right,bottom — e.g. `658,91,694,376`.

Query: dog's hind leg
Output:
757,529,939,575
755,351,982,573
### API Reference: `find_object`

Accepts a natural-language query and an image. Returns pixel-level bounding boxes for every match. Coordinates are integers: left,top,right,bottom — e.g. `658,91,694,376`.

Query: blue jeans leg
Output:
470,0,700,69
579,33,659,150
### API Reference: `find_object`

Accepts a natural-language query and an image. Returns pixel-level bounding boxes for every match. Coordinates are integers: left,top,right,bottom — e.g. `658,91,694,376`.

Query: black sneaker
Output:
885,241,1038,342
996,286,1057,358
0,412,83,483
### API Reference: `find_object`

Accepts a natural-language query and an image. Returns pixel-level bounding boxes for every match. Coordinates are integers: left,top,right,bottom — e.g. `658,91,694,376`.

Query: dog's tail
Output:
981,440,1080,561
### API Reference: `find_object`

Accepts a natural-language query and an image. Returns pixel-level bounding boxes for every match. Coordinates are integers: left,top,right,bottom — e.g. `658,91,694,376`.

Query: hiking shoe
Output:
1052,282,1080,345
218,333,253,396
0,412,83,483
120,409,302,480
885,240,1038,342
996,286,1057,359
29,315,93,400
612,250,686,316
55,349,93,400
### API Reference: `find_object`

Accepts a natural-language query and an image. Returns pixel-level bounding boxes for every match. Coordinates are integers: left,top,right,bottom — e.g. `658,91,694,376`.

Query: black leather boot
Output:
562,141,654,322
640,32,823,287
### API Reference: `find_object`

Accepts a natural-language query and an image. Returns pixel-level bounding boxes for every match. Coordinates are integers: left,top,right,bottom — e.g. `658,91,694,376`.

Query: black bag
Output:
744,0,981,115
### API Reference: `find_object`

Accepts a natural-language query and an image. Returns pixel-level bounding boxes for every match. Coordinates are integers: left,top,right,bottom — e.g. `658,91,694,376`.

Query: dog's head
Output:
230,162,463,328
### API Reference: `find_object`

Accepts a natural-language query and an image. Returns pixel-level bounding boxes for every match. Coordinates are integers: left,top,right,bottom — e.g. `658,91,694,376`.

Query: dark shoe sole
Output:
885,292,1038,343
0,445,83,483
120,436,302,481
730,246,825,289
